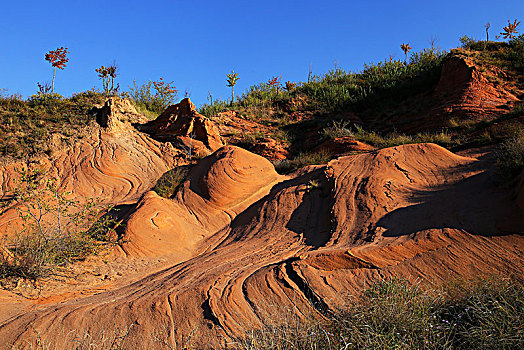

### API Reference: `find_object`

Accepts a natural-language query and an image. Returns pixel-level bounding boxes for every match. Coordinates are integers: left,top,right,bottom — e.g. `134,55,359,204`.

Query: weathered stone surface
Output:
94,97,148,133
141,98,224,152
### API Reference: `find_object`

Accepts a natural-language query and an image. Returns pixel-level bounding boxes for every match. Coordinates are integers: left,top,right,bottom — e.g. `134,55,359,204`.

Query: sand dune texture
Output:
0,140,522,348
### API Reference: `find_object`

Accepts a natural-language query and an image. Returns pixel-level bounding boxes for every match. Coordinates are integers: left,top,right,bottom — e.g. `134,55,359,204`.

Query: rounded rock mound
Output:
193,146,280,208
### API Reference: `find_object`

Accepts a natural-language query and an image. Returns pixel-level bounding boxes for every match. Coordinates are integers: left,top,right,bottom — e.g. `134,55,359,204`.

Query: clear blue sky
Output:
1,0,523,107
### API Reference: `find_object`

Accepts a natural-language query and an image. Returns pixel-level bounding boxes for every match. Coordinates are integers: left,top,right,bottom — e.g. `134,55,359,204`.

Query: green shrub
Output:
0,168,118,282
496,133,524,181
198,98,230,117
295,47,446,113
152,165,192,198
123,79,178,117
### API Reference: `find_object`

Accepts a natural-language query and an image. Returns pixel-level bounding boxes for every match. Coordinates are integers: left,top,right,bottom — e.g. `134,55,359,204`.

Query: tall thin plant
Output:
400,43,412,64
96,61,119,95
45,47,69,93
226,70,239,104
484,22,491,50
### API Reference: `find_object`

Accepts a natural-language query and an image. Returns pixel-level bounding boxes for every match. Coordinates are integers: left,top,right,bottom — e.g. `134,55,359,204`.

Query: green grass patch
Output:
273,150,331,174
237,277,524,350
152,165,192,198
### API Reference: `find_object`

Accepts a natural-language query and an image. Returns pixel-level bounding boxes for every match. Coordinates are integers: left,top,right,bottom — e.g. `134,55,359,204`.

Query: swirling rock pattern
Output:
0,143,522,349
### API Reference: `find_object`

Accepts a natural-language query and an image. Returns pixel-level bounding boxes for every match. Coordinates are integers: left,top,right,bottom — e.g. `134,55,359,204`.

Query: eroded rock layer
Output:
0,143,522,349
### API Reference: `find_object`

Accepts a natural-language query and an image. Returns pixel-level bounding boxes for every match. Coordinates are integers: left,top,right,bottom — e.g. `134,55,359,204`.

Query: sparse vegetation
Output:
200,46,446,120
237,277,524,350
351,125,455,149
152,165,192,198
273,150,330,174
496,132,524,181
0,168,118,283
0,90,106,158
322,120,354,139
123,78,178,117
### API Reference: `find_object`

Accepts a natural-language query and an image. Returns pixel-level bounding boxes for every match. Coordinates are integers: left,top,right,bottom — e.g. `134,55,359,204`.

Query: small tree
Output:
284,81,297,92
267,76,281,93
153,78,177,105
226,70,239,104
96,62,120,95
400,43,412,64
501,19,520,40
45,47,69,93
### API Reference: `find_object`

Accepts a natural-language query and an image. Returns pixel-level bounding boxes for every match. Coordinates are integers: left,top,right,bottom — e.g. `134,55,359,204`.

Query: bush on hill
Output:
0,168,119,283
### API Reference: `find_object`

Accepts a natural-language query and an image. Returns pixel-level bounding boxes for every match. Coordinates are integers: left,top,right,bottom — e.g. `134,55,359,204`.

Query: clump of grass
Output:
152,165,191,198
323,120,355,139
273,150,330,174
269,129,290,143
237,277,524,350
496,133,524,181
237,131,266,148
351,125,455,149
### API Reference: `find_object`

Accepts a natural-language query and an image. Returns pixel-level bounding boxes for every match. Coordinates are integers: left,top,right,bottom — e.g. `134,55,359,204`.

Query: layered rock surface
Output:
0,97,183,238
1,143,522,348
140,98,224,155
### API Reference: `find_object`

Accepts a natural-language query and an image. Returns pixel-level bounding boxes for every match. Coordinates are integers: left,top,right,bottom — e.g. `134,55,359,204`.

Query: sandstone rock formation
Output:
1,143,522,348
210,110,290,161
93,97,148,133
0,98,184,239
433,54,520,121
312,136,375,156
121,146,281,259
140,98,224,154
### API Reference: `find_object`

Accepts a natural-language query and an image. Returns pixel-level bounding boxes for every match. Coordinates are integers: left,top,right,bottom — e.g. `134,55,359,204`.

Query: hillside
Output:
0,37,522,349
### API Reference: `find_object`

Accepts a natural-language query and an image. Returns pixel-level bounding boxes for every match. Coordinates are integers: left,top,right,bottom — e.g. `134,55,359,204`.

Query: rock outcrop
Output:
140,98,224,154
433,54,520,121
1,143,522,348
0,98,184,239
94,97,148,133
312,136,375,156
122,146,281,259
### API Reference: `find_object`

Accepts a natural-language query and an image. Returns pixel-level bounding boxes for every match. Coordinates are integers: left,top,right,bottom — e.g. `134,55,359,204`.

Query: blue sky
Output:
1,0,523,107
